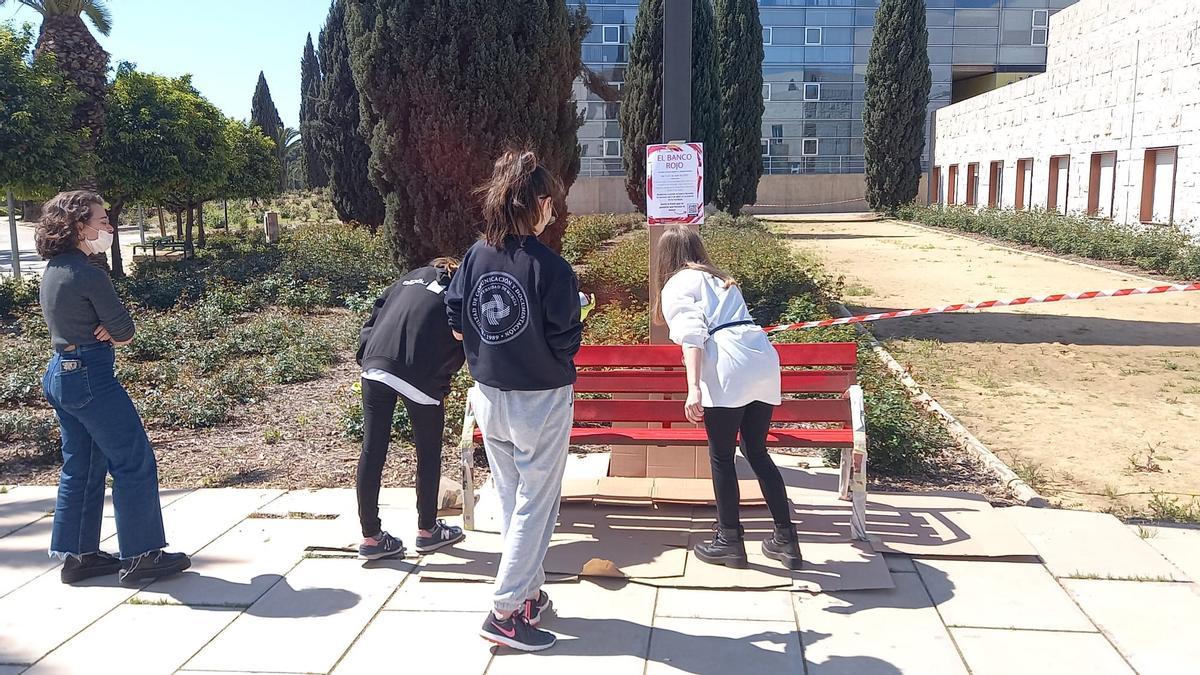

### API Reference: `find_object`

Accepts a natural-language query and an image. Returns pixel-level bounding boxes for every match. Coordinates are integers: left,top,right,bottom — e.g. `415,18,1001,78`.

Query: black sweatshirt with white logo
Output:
444,235,582,391
357,265,465,401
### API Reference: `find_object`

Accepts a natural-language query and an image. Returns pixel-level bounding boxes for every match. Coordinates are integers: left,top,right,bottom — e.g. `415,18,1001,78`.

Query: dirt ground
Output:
770,216,1200,517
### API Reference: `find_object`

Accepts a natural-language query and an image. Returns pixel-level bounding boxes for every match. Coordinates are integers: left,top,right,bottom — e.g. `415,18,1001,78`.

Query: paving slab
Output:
486,579,657,675
252,488,357,519
132,517,340,608
1001,507,1188,581
0,519,59,599
645,617,802,675
951,627,1134,675
184,557,410,674
385,574,493,612
915,559,1095,631
0,486,57,538
655,587,795,622
795,572,968,675
0,667,23,675
0,570,136,665
1129,524,1200,583
1063,579,1200,675
333,610,492,674
25,605,239,675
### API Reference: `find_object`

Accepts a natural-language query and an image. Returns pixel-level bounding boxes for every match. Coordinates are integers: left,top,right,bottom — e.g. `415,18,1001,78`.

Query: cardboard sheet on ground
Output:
633,506,893,592
777,471,1039,558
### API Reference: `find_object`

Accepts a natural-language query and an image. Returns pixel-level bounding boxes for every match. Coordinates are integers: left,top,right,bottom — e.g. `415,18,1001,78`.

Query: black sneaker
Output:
480,610,556,652
359,531,406,560
693,524,748,569
61,551,122,584
762,523,804,570
118,550,191,586
521,590,552,627
415,519,465,553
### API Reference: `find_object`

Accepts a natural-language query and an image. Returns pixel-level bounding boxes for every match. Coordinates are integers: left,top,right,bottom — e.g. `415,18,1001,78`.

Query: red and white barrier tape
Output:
764,283,1200,333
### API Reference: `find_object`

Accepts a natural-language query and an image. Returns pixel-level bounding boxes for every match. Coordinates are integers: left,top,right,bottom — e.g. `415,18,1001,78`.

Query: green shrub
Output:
340,381,414,442
561,213,642,264
126,314,183,361
0,276,39,317
583,302,650,345
216,364,264,403
262,334,335,384
579,232,650,303
706,211,767,231
140,384,230,429
897,204,1198,279
279,223,394,301
278,279,335,310
0,409,59,454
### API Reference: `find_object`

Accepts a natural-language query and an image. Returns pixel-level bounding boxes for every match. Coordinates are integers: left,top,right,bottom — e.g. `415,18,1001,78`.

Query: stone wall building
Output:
931,0,1200,232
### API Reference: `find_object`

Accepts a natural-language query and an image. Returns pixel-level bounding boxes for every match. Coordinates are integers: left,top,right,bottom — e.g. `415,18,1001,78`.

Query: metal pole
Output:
6,189,20,280
138,204,146,245
650,0,693,344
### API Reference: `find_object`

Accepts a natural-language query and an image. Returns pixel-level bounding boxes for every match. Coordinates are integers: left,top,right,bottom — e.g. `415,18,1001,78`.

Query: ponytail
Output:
475,149,563,247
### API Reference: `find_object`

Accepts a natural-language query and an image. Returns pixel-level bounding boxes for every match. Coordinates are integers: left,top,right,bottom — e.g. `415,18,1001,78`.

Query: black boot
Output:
693,525,748,569
61,551,123,584
762,523,803,570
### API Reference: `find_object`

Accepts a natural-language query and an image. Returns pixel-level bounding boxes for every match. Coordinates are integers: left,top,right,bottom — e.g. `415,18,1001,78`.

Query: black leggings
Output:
703,401,794,531
357,378,445,536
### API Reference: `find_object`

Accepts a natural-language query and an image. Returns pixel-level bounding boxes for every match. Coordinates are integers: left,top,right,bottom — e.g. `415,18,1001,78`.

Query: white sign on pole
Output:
645,142,704,225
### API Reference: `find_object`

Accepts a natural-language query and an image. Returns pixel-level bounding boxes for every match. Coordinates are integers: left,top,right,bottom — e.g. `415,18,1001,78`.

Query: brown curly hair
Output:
36,190,104,259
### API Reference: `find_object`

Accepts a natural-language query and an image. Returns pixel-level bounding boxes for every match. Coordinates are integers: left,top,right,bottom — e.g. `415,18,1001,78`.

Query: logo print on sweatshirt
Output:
468,272,530,344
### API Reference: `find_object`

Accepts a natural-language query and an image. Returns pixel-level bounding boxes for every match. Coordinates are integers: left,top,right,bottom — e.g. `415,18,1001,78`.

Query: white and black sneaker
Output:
359,531,406,560
480,610,556,652
415,519,465,553
521,590,553,627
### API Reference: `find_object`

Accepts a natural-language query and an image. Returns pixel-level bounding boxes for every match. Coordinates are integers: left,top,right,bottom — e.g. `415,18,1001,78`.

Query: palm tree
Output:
1,1,112,189
274,126,301,192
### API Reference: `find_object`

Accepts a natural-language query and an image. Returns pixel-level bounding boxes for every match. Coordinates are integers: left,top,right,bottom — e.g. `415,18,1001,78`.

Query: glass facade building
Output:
576,0,1080,178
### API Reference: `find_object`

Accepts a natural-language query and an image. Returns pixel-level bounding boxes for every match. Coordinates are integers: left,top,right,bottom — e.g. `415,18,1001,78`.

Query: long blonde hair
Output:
652,224,735,325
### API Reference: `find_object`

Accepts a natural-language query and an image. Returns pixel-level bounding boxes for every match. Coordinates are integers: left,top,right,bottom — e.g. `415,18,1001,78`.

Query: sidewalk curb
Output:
838,301,1048,507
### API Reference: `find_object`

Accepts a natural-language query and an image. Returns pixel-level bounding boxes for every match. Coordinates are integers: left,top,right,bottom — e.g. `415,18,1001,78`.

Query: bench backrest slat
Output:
574,398,852,424
576,342,857,368
576,370,854,394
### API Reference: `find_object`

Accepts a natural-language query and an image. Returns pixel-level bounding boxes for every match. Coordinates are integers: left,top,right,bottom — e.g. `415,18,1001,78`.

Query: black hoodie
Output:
357,265,465,401
444,235,582,391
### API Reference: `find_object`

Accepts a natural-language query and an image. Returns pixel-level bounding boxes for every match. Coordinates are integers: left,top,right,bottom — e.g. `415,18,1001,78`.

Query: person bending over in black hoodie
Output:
355,257,466,559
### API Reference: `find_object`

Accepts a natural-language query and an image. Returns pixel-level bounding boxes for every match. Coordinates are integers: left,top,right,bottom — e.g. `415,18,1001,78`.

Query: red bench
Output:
459,342,869,539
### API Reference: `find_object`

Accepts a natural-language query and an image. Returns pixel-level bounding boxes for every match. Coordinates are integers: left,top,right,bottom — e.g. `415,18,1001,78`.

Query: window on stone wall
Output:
802,138,819,156
1016,158,1033,210
805,27,823,46
762,83,771,101
1047,155,1069,214
932,166,943,204
1032,10,1050,46
1141,147,1178,224
604,139,621,158
803,83,821,101
966,163,979,207
988,161,1004,208
1087,152,1117,219
948,164,959,205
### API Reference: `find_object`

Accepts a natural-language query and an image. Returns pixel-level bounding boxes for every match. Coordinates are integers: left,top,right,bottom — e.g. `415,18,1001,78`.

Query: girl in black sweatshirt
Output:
355,257,466,559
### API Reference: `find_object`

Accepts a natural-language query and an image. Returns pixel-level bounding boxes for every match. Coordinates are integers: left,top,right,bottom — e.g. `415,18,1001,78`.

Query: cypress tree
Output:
346,0,589,267
863,0,930,213
250,71,283,138
316,0,383,230
620,0,721,212
299,33,328,189
713,0,764,215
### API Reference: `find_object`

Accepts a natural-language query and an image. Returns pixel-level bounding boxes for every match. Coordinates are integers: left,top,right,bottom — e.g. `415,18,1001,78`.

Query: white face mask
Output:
81,229,113,255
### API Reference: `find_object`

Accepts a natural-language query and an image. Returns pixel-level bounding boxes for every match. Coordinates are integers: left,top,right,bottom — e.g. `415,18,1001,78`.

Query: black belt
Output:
708,319,755,335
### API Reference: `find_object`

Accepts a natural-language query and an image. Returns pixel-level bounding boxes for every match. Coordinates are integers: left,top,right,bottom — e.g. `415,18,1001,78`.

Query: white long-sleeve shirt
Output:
660,268,782,408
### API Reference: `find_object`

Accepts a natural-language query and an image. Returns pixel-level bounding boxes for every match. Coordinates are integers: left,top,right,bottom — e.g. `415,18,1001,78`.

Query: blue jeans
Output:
43,343,167,560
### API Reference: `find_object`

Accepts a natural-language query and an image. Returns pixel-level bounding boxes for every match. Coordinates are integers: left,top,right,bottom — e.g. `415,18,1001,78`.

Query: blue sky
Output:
3,0,331,128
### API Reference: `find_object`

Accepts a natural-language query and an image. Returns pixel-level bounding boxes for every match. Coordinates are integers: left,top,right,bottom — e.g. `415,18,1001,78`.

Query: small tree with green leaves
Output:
0,24,87,200
863,0,930,213
619,0,721,211
713,0,764,215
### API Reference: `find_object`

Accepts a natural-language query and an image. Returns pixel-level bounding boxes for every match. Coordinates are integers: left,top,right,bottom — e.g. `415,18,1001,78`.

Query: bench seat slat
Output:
473,427,852,448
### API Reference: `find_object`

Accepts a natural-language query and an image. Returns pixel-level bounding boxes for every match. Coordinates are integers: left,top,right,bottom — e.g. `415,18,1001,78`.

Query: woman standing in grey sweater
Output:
36,190,190,585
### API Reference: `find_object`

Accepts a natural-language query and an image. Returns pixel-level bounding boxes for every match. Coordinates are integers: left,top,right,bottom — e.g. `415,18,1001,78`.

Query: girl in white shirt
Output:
654,224,802,570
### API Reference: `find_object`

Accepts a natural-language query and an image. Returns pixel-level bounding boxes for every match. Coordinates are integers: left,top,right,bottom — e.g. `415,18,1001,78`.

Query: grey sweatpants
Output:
469,382,573,614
